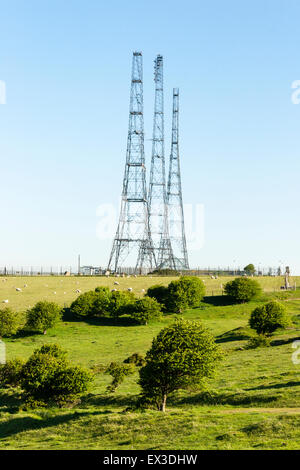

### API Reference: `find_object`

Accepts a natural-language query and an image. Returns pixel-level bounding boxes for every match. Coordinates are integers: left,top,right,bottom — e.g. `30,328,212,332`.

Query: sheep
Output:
16,288,22,292
76,289,81,293
24,284,28,288
2,299,8,303
111,288,117,292
53,291,57,295
127,287,133,292
141,289,145,293
114,281,119,285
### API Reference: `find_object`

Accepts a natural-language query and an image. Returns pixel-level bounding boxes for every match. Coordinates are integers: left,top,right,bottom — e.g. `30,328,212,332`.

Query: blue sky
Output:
0,0,300,273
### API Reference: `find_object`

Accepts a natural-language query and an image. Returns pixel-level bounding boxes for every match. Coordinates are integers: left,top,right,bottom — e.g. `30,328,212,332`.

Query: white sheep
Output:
114,281,119,285
127,287,133,292
111,288,117,292
2,299,9,303
141,289,145,293
24,284,28,288
16,288,22,292
76,289,81,293
53,291,56,294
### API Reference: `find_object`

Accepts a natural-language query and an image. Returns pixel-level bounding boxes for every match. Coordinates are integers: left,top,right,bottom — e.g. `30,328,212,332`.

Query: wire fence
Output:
0,266,286,277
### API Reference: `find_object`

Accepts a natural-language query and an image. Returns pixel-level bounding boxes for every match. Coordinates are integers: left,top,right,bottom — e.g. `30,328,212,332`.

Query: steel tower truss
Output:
167,88,189,270
147,55,175,269
107,52,154,273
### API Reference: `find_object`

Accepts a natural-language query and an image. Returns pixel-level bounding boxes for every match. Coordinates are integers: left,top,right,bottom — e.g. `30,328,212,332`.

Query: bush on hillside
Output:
123,352,145,367
104,362,135,393
0,308,24,337
26,301,62,334
224,277,262,303
108,291,136,319
128,296,162,325
246,335,271,349
20,344,93,405
0,358,25,387
70,291,104,318
146,285,170,311
167,276,205,312
249,300,290,336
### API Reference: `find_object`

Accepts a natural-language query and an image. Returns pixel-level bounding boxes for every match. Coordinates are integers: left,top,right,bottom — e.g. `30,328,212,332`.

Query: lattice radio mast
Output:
147,55,175,269
167,88,189,270
107,52,154,273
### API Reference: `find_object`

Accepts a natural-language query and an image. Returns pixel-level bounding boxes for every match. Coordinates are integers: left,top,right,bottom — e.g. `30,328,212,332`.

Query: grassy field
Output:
0,275,300,449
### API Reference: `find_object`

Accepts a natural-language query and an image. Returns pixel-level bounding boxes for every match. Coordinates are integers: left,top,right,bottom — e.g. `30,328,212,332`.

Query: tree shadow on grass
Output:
62,308,137,327
270,336,300,347
215,327,252,344
202,295,234,307
174,391,279,407
0,389,22,413
0,410,109,439
246,381,300,392
81,393,137,408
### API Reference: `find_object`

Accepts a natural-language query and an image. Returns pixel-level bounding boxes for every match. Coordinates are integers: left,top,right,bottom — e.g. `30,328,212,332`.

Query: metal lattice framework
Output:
107,52,154,273
167,88,189,269
146,55,175,269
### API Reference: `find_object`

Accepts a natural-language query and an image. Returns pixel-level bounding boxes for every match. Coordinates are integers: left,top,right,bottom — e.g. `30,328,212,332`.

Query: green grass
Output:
1,275,300,449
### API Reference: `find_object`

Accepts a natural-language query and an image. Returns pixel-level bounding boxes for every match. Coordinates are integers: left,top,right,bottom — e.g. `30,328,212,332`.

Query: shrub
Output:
149,268,180,276
105,362,135,392
139,318,222,411
20,344,93,405
92,289,112,318
244,264,255,276
123,353,145,367
146,285,170,311
249,300,290,336
94,286,110,294
108,291,136,319
224,277,262,303
0,358,24,387
0,308,23,337
70,291,101,318
26,301,62,334
246,335,271,349
167,276,205,312
129,296,162,325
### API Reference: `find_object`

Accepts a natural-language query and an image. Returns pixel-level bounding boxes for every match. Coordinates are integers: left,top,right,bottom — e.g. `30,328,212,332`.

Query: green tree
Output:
146,284,170,311
244,264,255,276
20,344,93,405
167,276,205,312
224,277,262,303
26,301,62,334
108,290,136,320
105,362,135,392
70,291,99,318
139,319,222,412
249,300,290,336
0,308,23,337
129,296,162,325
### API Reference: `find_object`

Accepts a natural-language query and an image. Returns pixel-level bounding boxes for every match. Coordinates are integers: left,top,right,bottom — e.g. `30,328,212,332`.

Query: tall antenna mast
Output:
147,55,175,269
107,52,154,273
167,88,189,269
